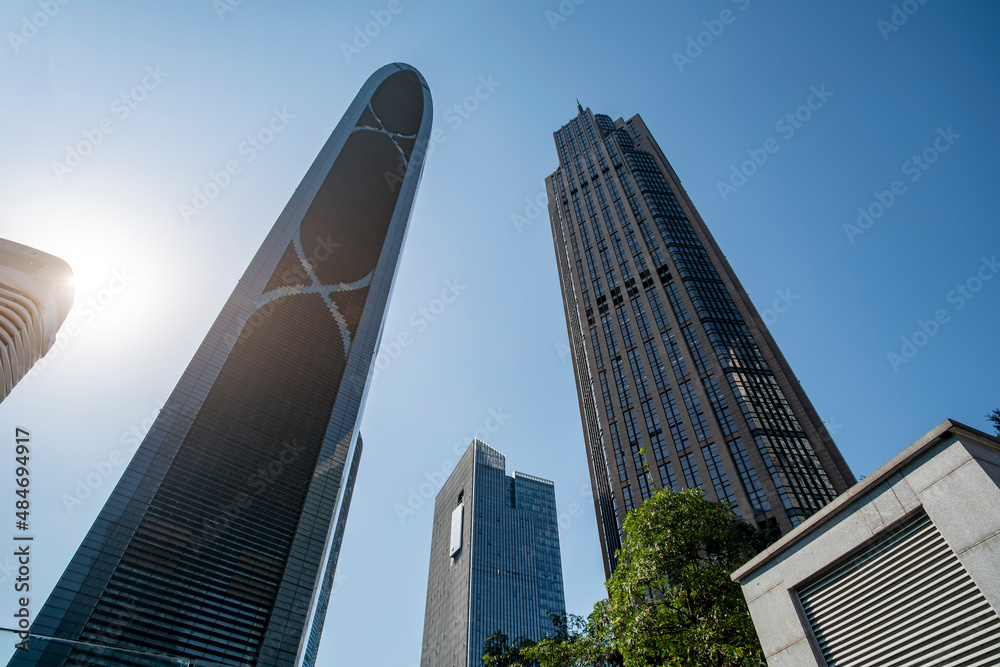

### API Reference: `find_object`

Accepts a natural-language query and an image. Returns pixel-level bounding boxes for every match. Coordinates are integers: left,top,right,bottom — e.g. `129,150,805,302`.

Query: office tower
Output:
0,239,73,401
11,63,432,667
421,440,566,667
546,106,855,577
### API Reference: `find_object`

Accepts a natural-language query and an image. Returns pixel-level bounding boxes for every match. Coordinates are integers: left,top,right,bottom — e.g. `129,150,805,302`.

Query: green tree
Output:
487,488,768,667
605,488,765,667
987,408,1000,437
522,607,622,667
482,630,537,667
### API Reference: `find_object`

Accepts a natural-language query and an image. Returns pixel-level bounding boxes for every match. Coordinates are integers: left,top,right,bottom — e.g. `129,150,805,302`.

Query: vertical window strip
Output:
727,437,771,514
627,348,650,399
641,400,667,460
631,297,652,340
658,462,679,491
646,290,669,331
599,371,614,417
590,327,604,368
622,485,634,512
636,472,651,501
643,340,668,391
601,315,619,356
679,380,711,442
615,306,636,348
662,329,689,380
681,324,710,375
610,357,631,407
665,283,690,324
702,443,739,515
703,375,737,438
679,452,703,489
754,436,793,513
608,422,628,483
659,389,689,452
610,232,626,263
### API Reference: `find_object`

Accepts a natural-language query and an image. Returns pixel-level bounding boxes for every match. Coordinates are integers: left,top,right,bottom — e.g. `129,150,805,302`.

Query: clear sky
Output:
0,0,998,664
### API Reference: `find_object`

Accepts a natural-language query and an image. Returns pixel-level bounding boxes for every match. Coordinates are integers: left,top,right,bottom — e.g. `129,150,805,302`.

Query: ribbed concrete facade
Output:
421,441,566,667
11,63,432,667
546,107,855,576
0,239,73,401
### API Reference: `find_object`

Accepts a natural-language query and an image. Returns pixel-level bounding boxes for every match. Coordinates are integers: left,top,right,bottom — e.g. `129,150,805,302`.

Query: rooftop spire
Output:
576,98,584,114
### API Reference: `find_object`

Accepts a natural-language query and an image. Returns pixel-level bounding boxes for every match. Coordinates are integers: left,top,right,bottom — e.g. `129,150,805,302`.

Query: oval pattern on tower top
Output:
370,69,424,136
299,129,401,286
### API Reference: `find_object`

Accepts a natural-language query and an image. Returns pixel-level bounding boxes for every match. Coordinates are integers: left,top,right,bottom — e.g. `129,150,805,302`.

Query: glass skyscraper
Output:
0,239,73,401
420,441,566,667
546,106,856,576
10,63,432,667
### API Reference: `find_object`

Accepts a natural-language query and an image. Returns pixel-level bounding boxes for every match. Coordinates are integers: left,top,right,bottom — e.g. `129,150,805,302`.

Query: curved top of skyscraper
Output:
0,238,73,400
11,63,431,667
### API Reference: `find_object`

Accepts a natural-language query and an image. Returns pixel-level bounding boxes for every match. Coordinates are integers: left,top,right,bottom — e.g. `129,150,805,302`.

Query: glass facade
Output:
421,441,566,667
546,107,856,576
11,64,432,667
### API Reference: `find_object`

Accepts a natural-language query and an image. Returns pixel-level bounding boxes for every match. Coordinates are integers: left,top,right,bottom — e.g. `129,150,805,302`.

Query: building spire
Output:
576,98,584,114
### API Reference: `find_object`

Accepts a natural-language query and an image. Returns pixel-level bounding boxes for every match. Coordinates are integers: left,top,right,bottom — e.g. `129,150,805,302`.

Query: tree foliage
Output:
521,606,622,667
605,488,765,666
482,488,768,667
482,630,538,667
988,408,1000,437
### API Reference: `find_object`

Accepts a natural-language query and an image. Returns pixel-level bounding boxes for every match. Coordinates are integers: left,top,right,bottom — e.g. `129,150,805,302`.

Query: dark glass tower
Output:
547,107,855,577
420,441,566,667
11,64,432,667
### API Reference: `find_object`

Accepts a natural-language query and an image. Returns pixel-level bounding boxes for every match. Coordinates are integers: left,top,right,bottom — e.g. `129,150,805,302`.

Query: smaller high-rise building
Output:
0,239,73,401
421,440,566,667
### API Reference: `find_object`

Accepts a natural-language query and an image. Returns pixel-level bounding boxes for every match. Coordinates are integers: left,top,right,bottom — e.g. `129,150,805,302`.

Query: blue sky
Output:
0,0,998,664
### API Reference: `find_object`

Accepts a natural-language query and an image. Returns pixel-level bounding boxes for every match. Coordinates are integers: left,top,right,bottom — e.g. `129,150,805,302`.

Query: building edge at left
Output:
0,239,74,403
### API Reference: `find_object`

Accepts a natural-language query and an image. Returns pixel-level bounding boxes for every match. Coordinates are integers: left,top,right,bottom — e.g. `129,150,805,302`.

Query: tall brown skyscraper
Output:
546,106,855,576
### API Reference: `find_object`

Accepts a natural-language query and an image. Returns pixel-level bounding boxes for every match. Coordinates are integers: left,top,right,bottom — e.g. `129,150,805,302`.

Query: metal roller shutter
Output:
798,511,1000,666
